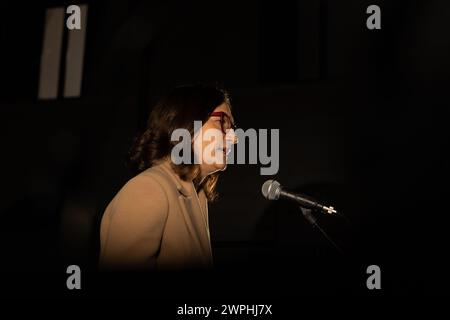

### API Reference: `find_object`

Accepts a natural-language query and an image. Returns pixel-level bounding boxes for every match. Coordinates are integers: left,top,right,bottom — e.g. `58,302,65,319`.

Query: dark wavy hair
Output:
128,84,231,201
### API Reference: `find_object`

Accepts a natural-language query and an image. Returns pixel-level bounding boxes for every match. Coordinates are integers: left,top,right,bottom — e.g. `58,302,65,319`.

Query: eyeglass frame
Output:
209,111,236,134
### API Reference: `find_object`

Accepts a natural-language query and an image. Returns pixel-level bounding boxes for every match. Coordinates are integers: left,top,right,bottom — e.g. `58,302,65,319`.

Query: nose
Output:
225,129,238,145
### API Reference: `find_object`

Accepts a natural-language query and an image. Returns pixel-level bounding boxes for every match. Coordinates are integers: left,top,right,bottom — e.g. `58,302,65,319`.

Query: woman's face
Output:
193,103,237,179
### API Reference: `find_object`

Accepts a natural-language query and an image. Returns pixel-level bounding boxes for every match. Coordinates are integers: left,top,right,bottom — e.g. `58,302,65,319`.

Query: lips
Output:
217,147,230,156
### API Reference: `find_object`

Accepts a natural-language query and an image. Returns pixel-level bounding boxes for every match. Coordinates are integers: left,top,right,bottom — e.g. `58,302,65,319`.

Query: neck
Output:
198,174,208,186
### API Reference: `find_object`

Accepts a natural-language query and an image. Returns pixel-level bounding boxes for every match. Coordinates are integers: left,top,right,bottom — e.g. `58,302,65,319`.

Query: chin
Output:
212,161,227,172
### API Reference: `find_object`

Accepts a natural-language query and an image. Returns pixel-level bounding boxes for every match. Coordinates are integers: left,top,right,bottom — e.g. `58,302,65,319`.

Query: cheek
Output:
200,126,223,150
203,138,220,161
205,136,222,149
193,124,226,165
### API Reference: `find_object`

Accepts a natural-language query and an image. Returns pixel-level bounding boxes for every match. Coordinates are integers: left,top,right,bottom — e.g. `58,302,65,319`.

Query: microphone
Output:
261,180,337,215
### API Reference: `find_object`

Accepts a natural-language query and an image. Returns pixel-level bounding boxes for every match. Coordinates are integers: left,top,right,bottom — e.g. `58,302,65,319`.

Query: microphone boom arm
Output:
280,190,337,215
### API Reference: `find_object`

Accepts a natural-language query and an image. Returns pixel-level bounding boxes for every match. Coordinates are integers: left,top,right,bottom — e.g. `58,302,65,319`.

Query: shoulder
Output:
112,168,170,212
139,162,180,195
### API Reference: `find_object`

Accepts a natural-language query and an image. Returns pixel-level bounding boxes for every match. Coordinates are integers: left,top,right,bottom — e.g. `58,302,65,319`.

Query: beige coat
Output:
99,160,213,269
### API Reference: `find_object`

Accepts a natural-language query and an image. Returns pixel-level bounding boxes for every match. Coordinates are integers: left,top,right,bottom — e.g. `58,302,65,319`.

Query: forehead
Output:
212,102,232,117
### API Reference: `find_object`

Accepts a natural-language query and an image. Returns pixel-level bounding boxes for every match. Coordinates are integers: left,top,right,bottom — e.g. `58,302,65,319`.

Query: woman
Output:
99,84,237,270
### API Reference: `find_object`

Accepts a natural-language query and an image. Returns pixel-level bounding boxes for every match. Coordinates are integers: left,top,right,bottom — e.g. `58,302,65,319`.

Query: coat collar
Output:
158,159,192,197
157,159,209,235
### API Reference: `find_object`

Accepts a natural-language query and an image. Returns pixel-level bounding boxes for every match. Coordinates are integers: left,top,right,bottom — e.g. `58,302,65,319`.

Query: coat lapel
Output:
159,161,212,258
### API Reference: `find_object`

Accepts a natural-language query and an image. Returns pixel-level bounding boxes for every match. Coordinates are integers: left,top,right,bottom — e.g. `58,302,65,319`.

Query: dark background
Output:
0,0,449,299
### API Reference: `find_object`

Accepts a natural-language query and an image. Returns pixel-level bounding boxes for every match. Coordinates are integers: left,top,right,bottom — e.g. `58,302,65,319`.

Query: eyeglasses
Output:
209,111,236,134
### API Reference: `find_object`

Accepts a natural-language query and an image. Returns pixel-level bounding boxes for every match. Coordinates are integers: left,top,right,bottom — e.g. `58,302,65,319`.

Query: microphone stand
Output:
299,206,343,254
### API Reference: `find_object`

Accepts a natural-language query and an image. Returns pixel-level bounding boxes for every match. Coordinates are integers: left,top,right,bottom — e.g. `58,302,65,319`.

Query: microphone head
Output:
261,180,281,200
